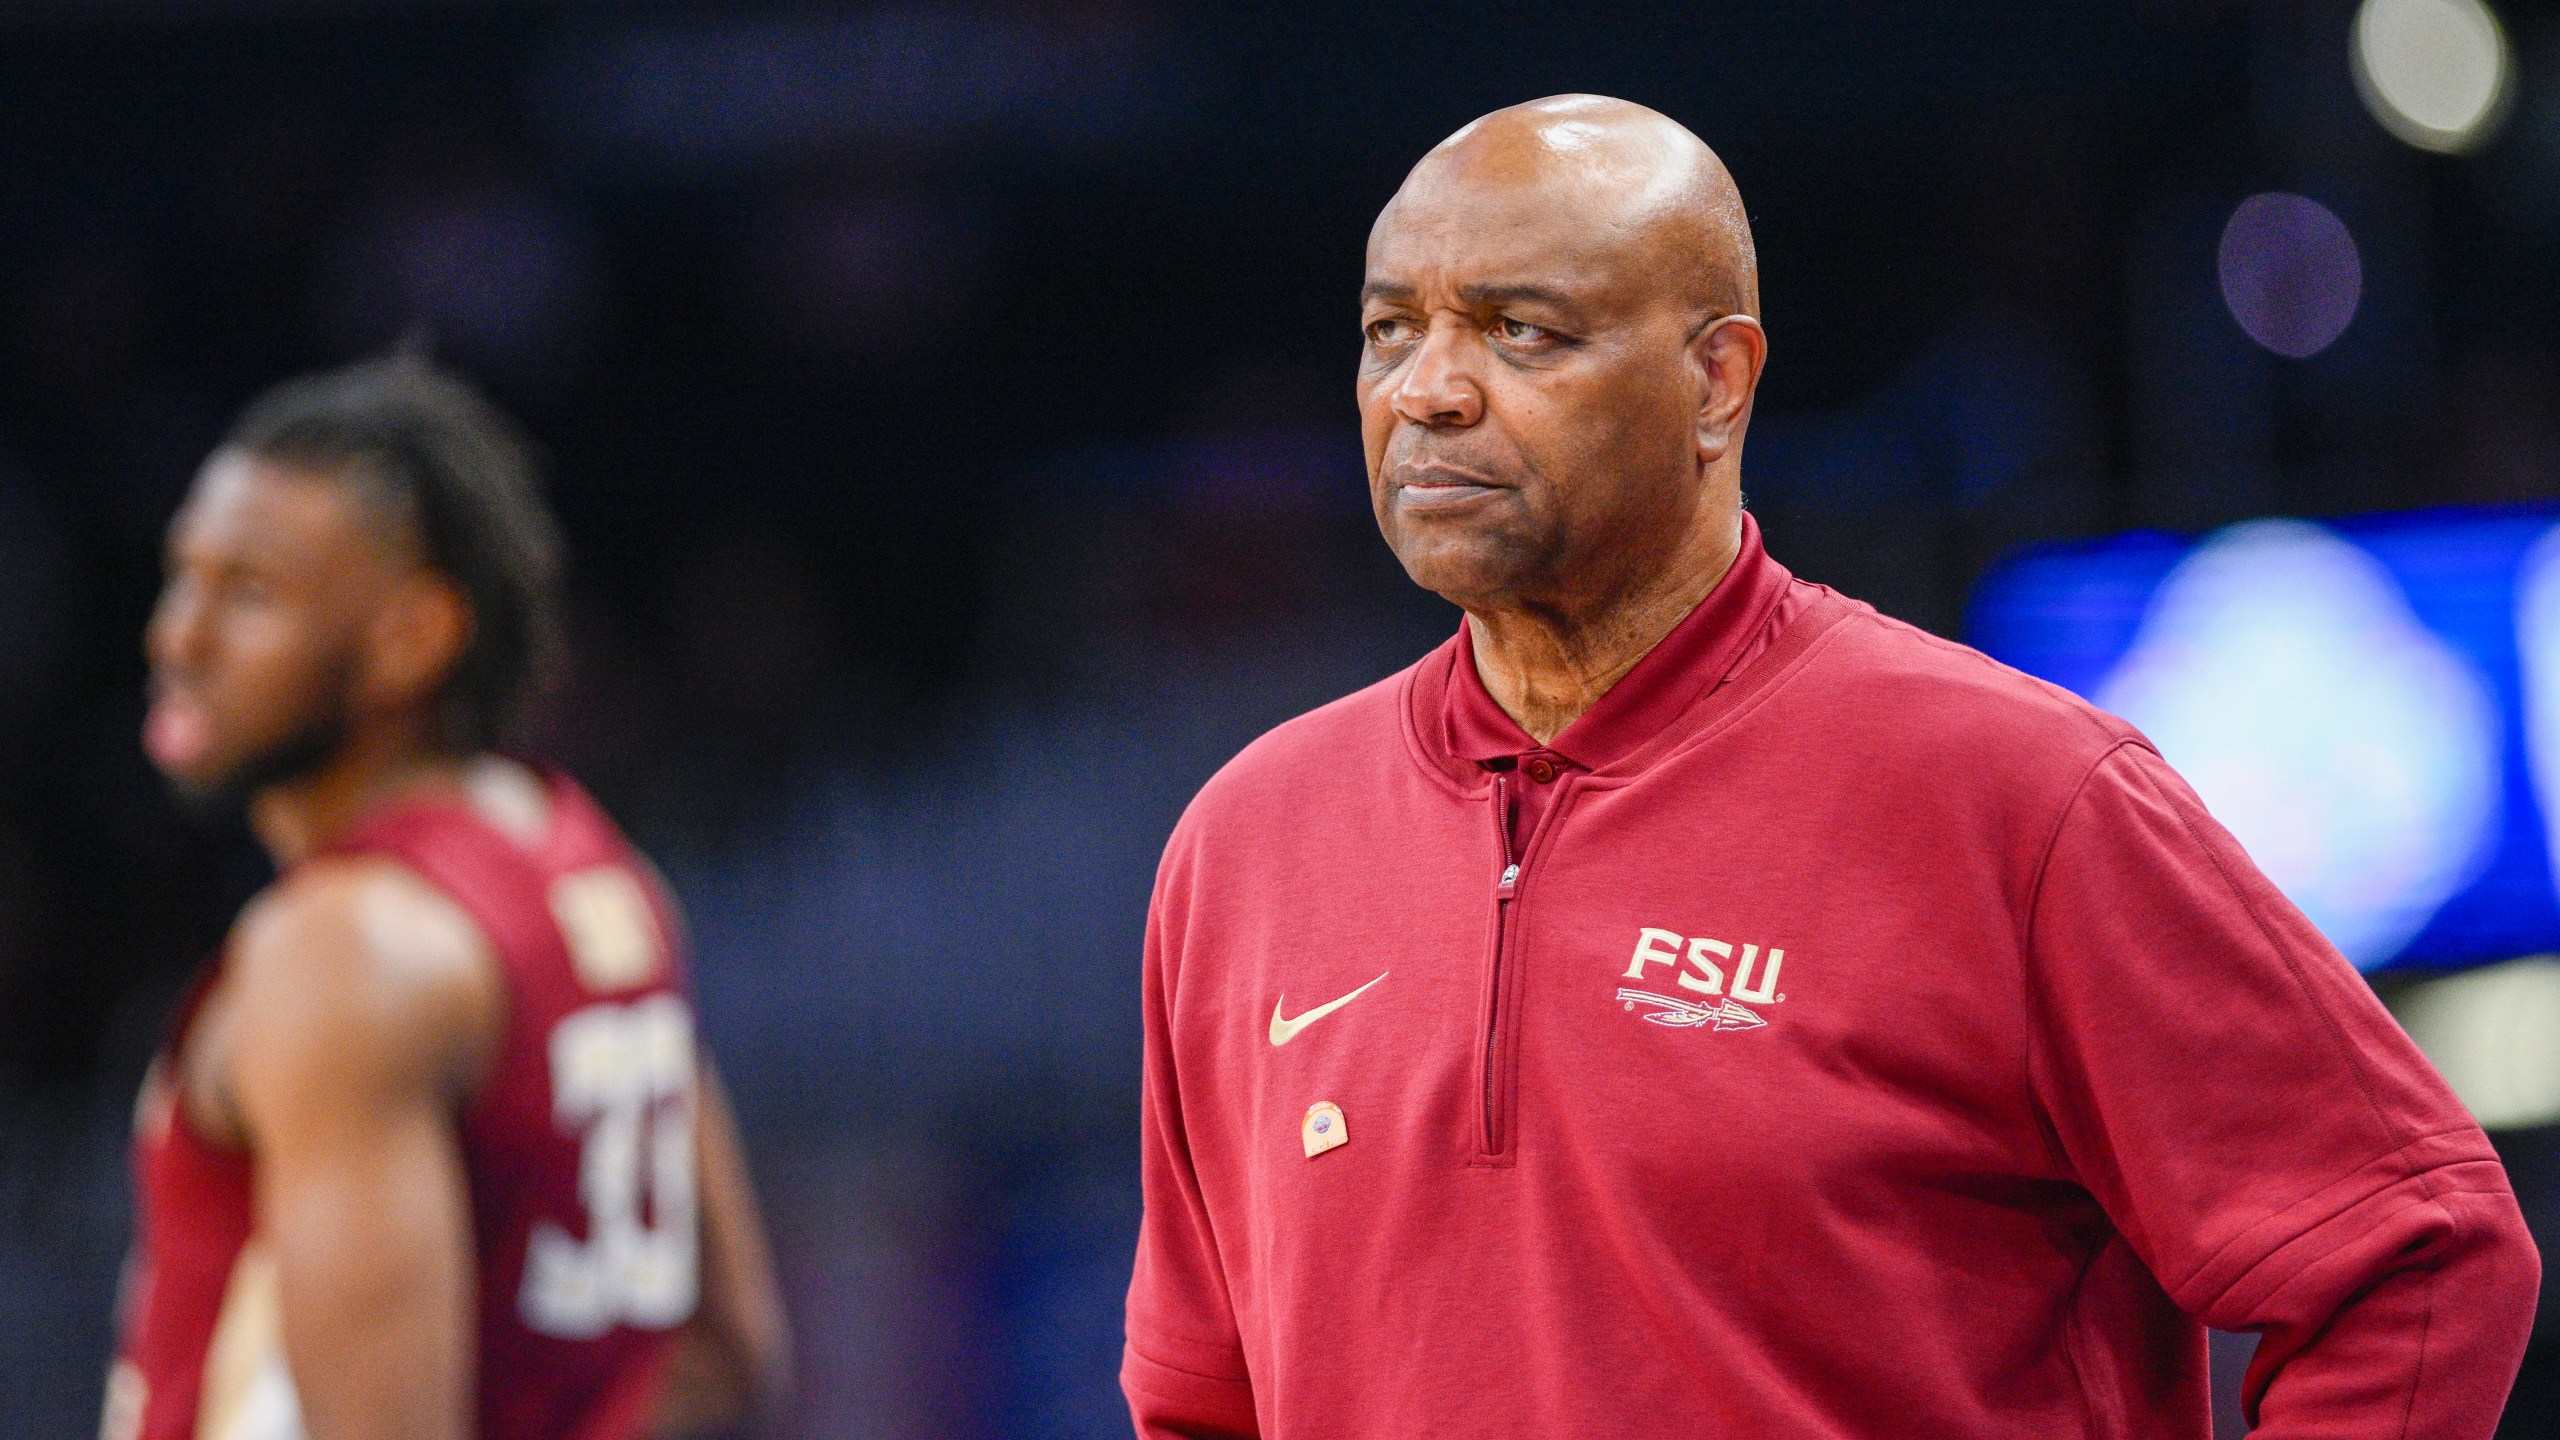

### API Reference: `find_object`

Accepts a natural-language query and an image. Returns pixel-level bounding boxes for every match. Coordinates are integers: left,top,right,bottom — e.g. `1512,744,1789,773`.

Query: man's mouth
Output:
1395,466,1504,506
142,690,212,771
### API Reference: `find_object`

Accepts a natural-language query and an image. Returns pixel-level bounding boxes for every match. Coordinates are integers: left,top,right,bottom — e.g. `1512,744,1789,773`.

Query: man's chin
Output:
155,718,351,824
157,760,261,824
1389,533,1542,609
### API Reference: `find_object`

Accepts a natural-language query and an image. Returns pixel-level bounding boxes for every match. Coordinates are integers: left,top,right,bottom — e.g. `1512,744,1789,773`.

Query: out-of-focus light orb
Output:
2096,520,2500,968
2352,0,2514,155
2390,956,2560,1130
2217,194,2363,359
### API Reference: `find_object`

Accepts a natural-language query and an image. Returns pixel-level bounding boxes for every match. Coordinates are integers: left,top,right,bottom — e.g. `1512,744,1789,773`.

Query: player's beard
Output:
163,666,359,823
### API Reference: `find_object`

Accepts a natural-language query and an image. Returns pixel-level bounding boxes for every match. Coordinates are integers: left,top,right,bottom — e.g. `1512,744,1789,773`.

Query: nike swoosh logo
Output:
1269,972,1389,1047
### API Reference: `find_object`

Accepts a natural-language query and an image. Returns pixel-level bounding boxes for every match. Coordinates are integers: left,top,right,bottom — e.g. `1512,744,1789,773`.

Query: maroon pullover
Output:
1124,516,2539,1438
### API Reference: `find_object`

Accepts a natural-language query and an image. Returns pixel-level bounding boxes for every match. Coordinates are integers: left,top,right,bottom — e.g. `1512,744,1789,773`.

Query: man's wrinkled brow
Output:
1359,279,1582,311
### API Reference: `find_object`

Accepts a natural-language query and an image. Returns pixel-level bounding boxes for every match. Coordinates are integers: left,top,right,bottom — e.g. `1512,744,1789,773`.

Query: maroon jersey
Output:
106,772,699,1440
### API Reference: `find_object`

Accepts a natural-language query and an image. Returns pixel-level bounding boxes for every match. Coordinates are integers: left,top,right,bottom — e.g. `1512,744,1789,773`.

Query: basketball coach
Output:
1122,95,2540,1438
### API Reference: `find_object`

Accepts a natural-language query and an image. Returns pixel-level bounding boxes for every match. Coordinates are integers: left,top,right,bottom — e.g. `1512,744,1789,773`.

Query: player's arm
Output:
649,1056,792,1437
2028,743,2538,1436
226,858,506,1440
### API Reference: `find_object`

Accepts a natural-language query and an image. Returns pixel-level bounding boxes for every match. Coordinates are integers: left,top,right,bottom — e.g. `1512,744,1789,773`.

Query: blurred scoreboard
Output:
1968,506,2560,974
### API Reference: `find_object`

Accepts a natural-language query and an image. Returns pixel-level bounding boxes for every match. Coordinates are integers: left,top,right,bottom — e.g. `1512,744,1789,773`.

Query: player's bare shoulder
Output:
220,848,508,1118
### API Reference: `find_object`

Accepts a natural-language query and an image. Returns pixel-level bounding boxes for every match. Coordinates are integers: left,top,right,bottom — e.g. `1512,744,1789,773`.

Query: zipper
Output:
1481,771,1520,1159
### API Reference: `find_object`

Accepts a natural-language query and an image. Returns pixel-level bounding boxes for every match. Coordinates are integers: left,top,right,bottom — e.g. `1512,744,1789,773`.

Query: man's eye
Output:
1366,318,1414,346
1494,317,1547,343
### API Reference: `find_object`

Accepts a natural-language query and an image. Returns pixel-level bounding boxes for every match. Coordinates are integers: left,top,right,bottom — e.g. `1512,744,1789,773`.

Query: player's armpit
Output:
649,1056,791,1437
226,857,507,1440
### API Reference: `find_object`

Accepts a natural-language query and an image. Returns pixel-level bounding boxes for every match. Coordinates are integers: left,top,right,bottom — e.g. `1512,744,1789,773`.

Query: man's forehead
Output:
181,452,332,527
1365,179,1659,300
174,452,409,568
1432,111,1695,199
1382,150,1642,230
1366,96,1754,318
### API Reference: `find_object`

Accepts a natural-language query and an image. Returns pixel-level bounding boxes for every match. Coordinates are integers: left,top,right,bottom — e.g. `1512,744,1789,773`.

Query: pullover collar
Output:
1431,509,1796,778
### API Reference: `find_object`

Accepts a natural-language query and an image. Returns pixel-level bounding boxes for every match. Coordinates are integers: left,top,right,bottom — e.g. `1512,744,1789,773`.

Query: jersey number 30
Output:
520,993,700,1339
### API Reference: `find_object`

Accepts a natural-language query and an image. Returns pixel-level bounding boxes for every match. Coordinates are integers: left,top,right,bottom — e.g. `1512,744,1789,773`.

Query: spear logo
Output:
1615,989,1767,1031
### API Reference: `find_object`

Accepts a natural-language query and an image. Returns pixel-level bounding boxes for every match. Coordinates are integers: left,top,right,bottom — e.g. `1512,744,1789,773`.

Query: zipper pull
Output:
1498,863,1520,898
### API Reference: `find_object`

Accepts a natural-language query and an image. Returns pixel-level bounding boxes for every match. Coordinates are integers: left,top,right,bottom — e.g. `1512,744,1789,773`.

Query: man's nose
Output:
1389,320,1486,429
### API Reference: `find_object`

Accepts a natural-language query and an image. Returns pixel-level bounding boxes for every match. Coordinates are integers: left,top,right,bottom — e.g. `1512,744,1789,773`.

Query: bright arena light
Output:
2352,0,2514,155
2218,194,2362,359
2095,521,2501,967
2509,524,2560,896
2391,957,2560,1129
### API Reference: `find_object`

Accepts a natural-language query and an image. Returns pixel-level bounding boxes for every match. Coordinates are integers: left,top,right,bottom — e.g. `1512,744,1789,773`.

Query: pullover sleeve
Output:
2026,742,2539,1437
1123,891,1259,1439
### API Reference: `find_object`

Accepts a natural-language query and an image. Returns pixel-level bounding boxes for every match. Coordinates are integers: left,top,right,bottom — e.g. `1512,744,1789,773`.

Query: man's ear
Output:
1692,314,1768,467
361,573,475,718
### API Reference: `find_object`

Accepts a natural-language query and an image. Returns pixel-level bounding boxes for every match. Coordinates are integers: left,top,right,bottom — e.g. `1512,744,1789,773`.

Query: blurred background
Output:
0,0,2554,1434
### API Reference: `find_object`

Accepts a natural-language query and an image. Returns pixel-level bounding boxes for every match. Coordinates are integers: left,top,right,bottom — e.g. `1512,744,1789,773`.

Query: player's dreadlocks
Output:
224,355,566,750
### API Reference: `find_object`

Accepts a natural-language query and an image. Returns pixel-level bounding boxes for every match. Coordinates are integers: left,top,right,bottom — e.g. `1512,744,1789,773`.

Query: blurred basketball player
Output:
105,358,789,1440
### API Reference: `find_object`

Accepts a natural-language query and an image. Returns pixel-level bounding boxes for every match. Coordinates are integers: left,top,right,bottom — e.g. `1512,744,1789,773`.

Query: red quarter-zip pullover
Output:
1441,515,1815,845
1123,518,2539,1438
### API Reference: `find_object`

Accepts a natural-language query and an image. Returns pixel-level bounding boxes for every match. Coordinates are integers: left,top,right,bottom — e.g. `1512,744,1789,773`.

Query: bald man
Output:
1121,97,2539,1439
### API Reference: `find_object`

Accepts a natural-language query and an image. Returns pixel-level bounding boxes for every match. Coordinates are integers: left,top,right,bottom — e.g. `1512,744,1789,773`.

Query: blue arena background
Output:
1968,505,2560,974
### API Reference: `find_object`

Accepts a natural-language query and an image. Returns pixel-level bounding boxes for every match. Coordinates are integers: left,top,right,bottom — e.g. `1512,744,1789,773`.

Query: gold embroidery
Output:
549,868,662,992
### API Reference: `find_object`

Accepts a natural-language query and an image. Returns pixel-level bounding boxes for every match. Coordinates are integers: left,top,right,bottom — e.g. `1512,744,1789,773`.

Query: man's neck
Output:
248,727,470,868
1465,517,1742,746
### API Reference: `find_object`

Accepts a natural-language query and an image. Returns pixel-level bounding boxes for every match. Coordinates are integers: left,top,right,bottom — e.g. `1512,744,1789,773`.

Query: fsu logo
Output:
1617,989,1767,1030
1617,926,1786,1032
